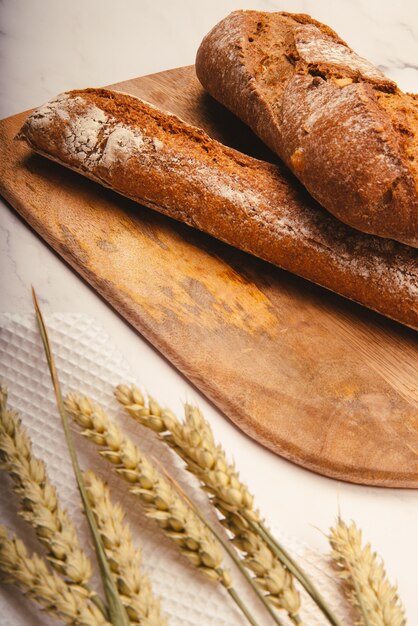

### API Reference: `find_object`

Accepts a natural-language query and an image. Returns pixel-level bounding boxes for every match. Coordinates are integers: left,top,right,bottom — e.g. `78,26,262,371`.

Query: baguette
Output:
195,11,418,247
17,88,418,329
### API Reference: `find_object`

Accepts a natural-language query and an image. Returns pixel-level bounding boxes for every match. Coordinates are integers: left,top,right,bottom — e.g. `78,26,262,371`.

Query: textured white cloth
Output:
0,314,353,626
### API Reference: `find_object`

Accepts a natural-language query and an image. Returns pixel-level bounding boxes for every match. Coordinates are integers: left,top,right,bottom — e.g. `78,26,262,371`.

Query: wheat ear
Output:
114,388,256,520
84,470,167,626
0,525,110,626
115,386,301,623
0,388,92,587
64,393,230,589
329,518,406,626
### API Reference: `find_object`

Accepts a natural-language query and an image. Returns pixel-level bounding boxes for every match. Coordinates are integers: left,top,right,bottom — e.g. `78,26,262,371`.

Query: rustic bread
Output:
195,10,418,247
17,88,418,329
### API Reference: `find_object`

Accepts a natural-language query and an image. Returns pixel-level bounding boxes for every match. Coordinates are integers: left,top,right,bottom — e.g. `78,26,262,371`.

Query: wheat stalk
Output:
84,470,167,626
0,525,110,626
65,393,230,588
33,290,130,626
115,386,301,623
0,388,93,587
329,518,406,626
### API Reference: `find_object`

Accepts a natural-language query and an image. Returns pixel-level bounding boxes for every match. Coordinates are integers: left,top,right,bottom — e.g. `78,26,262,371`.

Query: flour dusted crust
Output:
18,88,418,329
195,11,418,247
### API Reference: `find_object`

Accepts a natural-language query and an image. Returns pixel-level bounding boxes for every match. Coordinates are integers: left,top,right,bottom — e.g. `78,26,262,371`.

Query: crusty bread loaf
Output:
195,10,418,248
17,88,417,329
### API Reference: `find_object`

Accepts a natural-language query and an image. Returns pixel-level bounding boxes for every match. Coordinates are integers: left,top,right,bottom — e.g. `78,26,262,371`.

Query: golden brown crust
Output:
17,88,418,329
195,10,418,247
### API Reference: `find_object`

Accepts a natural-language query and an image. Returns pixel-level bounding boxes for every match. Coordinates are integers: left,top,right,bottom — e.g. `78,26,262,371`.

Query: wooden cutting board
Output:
1,66,417,487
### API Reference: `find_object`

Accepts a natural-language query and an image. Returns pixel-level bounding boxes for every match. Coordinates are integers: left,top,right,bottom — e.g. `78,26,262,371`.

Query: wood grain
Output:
0,65,417,487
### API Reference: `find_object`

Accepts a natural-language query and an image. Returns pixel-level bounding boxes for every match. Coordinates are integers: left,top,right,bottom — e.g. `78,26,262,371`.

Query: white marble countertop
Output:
1,0,417,622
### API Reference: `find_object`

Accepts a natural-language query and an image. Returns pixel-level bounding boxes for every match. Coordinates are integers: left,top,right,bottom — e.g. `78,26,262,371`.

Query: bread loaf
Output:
195,11,418,248
17,88,418,329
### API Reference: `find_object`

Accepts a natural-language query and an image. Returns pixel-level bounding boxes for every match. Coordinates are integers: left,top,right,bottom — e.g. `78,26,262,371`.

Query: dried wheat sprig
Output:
116,386,345,626
0,388,93,589
0,525,110,626
65,393,230,589
329,518,406,626
65,394,264,626
33,289,130,626
115,386,301,623
84,470,167,626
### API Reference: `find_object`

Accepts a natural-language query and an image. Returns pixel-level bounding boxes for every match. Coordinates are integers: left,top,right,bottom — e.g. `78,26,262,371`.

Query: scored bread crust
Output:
17,88,418,329
195,10,418,247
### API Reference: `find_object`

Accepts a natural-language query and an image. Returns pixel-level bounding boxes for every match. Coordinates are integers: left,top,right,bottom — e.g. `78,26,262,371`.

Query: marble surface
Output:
1,0,417,622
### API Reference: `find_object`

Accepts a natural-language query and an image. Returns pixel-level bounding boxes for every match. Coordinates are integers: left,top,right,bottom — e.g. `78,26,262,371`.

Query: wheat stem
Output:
0,525,110,626
329,518,406,626
226,585,260,626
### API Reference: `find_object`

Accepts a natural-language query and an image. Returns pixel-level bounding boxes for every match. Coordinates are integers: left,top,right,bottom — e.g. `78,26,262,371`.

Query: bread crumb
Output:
291,147,305,171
